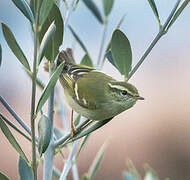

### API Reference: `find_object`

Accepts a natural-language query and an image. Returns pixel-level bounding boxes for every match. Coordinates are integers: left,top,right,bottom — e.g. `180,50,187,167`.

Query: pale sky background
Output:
0,0,190,180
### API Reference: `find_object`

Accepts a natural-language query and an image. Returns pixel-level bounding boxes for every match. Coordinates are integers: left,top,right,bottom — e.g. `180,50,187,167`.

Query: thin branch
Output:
0,96,32,135
64,0,76,28
72,163,80,180
59,141,79,180
54,119,91,148
128,0,182,80
43,66,55,180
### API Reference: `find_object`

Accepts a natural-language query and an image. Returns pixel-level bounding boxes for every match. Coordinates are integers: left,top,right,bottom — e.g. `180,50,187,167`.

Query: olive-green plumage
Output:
58,49,144,121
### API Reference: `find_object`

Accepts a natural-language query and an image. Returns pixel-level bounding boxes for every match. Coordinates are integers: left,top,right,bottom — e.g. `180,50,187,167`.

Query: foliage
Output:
0,0,189,179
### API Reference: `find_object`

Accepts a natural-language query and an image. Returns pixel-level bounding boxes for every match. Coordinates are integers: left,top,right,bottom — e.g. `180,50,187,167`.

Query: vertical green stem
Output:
31,1,40,179
97,18,108,67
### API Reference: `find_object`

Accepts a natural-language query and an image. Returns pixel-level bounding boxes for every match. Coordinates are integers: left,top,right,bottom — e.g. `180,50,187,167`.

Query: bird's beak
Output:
134,95,144,100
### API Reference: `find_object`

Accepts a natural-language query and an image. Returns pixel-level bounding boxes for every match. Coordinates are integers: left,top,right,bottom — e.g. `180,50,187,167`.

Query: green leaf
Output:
1,23,31,71
69,25,89,54
102,14,126,66
80,54,93,67
107,14,126,51
38,21,56,64
39,0,54,28
106,50,116,68
0,172,10,180
82,0,103,24
166,0,190,31
0,44,2,67
11,0,34,23
74,114,81,126
36,61,65,114
39,4,64,62
147,0,161,27
75,134,90,160
0,115,29,164
0,114,31,142
103,0,114,17
88,143,107,180
19,156,34,180
111,29,132,78
38,115,52,156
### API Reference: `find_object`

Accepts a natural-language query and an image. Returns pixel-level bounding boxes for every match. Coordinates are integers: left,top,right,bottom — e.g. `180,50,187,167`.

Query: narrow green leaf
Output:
19,156,34,180
0,172,10,180
68,118,112,143
1,23,31,71
36,61,65,114
0,114,31,142
80,54,93,67
39,4,64,62
88,143,107,180
111,29,132,77
147,0,161,27
39,0,54,27
0,44,2,67
103,0,114,17
0,115,29,164
166,0,190,31
38,21,56,64
74,114,81,126
82,0,103,24
11,0,34,23
69,25,88,54
75,134,90,160
38,115,52,156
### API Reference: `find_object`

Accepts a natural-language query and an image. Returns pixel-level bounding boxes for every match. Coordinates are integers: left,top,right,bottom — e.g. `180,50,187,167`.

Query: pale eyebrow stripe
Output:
108,83,133,94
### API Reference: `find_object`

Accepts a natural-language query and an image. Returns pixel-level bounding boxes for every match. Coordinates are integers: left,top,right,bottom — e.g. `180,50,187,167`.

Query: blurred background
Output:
0,0,190,179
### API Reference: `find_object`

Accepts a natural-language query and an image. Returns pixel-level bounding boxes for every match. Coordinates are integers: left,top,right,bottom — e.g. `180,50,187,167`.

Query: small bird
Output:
57,49,144,131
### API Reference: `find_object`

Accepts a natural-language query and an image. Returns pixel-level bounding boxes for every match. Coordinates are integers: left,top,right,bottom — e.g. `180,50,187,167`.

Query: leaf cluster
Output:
0,0,189,179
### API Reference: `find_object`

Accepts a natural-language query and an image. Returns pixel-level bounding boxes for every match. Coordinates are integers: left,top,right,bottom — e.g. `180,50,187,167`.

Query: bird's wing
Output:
74,71,115,110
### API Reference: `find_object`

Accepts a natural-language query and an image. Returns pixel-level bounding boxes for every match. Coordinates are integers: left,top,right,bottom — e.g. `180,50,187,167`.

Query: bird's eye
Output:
121,90,128,95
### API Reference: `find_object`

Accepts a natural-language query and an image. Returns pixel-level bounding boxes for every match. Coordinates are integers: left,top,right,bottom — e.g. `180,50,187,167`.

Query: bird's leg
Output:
71,109,76,138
